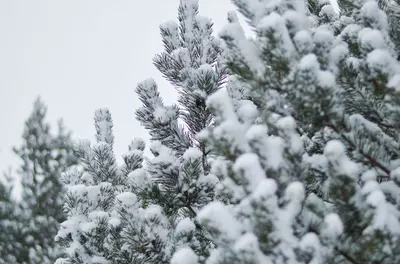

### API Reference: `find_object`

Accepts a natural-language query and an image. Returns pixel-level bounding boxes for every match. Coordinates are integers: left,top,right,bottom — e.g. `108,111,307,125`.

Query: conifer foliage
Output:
55,108,143,264
172,0,400,263
0,176,22,264
57,0,400,263
10,97,78,264
132,0,225,259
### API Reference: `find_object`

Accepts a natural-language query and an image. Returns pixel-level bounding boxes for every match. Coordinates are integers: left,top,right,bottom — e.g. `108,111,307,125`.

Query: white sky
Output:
0,0,236,184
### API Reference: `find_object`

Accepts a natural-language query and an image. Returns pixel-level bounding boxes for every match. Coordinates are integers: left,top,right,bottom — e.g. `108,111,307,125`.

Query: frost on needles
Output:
174,0,400,263
56,0,400,263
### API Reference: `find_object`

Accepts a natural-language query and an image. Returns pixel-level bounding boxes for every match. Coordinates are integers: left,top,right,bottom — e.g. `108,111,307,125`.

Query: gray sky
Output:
0,0,235,187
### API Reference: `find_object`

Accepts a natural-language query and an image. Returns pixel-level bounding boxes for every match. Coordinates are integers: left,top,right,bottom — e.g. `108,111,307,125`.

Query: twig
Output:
326,123,391,176
335,247,361,264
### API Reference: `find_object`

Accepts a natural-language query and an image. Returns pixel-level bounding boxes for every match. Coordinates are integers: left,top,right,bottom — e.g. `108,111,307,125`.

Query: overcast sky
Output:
0,0,237,186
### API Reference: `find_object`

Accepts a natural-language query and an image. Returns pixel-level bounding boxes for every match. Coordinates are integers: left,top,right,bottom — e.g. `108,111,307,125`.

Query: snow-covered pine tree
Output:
172,0,400,263
119,0,225,261
55,108,143,264
0,181,13,264
0,173,23,264
153,0,225,163
55,108,148,264
12,97,78,264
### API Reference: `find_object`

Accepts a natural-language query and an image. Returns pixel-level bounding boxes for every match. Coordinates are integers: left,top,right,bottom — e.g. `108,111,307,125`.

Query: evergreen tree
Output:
122,0,225,261
13,97,78,264
55,108,147,264
171,0,400,263
152,0,225,165
0,181,13,264
0,173,23,264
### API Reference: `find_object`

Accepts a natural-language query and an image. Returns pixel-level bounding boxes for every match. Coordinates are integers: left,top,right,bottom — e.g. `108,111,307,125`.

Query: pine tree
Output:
0,182,13,264
13,97,78,264
122,0,225,261
56,109,120,264
55,108,148,264
153,0,225,163
171,0,400,263
0,173,23,264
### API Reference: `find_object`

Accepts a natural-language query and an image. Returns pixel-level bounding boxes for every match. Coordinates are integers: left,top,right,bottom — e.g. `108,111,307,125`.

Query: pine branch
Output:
377,122,396,129
186,204,197,218
326,123,391,177
334,247,361,264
